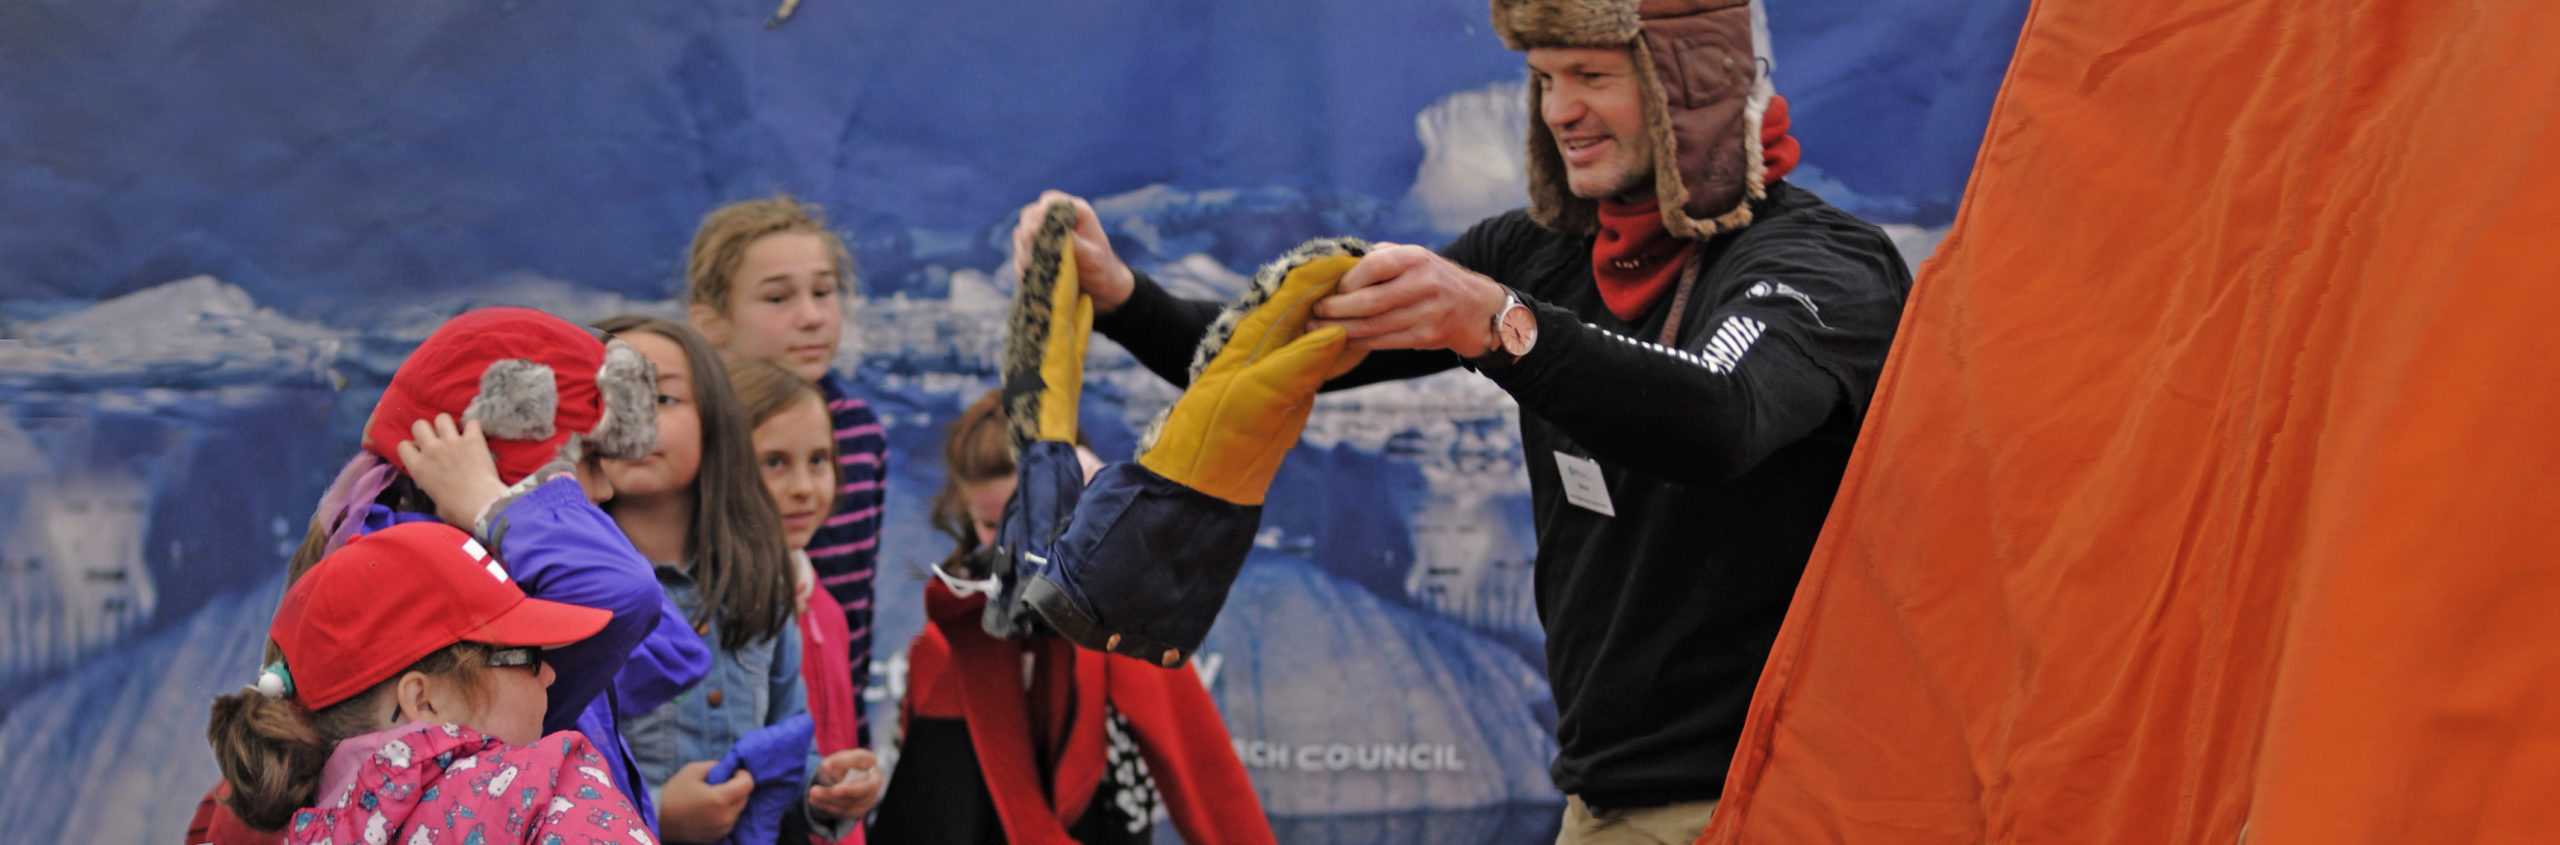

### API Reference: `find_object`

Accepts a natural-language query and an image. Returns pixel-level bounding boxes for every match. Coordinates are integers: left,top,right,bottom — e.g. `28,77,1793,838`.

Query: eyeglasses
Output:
485,645,544,673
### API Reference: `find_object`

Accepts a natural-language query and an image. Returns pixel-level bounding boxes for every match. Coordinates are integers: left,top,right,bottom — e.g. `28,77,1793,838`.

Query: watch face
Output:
1499,303,1536,356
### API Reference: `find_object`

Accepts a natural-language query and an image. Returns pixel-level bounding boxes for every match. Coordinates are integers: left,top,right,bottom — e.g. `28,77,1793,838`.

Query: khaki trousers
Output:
1555,795,1720,845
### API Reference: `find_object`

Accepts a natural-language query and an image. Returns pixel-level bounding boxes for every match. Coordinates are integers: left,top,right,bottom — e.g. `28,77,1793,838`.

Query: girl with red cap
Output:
187,307,706,845
204,520,658,844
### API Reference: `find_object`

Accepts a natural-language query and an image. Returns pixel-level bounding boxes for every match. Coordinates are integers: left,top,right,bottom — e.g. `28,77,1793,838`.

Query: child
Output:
203,521,655,844
866,390,1268,845
186,306,703,844
729,353,887,842
591,315,868,843
682,196,889,754
872,210,1377,843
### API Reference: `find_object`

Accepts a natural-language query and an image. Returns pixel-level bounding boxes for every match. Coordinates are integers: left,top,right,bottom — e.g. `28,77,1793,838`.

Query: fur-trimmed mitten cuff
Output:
1003,201,1094,449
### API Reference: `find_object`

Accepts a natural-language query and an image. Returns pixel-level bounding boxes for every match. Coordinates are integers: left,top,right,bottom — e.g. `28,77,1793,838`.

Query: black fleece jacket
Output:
1095,181,1912,807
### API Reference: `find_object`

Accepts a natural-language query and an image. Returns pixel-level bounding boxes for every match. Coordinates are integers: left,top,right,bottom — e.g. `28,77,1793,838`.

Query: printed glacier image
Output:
0,0,2022,841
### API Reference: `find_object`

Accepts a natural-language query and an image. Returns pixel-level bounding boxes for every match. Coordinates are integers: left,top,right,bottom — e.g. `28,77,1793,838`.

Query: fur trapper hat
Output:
1491,0,1775,239
364,307,658,485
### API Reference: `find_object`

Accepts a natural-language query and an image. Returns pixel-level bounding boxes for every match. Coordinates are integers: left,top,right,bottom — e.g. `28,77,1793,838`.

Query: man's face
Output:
1528,46,1654,202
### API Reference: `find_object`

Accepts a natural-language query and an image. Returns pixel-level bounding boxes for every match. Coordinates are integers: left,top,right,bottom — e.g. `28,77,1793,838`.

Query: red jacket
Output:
183,783,278,845
797,580,865,845
903,581,1273,845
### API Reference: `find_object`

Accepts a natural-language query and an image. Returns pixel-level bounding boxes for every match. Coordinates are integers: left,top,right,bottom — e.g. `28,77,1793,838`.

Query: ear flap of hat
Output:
1646,0,1768,239
463,359,559,441
584,336,658,461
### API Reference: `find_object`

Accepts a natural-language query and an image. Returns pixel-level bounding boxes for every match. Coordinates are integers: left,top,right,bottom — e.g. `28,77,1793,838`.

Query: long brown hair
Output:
932,389,1014,576
591,315,794,649
206,643,491,831
683,195,856,314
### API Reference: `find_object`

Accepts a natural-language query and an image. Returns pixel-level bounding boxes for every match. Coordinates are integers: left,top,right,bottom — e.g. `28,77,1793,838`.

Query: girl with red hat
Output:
203,520,657,844
187,307,705,845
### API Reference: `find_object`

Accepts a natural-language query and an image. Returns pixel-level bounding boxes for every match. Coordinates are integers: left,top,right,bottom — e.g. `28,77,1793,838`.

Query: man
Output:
1013,0,1911,840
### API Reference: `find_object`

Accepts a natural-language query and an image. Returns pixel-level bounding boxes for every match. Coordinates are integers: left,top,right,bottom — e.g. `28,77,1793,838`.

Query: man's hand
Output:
806,748,884,821
1310,244,1509,356
1011,191,1135,314
658,759,754,844
394,414,511,528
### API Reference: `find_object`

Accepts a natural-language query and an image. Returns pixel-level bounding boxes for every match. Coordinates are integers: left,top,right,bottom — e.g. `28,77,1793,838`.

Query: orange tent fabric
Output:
1702,1,2560,842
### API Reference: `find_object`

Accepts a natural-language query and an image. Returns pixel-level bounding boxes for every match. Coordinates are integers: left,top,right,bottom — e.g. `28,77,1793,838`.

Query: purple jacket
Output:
409,477,712,831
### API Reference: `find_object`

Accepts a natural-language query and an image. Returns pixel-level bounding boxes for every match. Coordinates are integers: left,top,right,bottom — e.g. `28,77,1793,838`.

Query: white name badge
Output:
1554,452,1616,517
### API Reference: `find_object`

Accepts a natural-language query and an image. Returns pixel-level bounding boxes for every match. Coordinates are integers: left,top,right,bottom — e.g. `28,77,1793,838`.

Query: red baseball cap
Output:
270,521,610,709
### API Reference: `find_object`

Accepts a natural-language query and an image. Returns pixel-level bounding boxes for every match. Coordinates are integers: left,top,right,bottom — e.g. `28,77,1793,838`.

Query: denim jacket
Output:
624,561,814,815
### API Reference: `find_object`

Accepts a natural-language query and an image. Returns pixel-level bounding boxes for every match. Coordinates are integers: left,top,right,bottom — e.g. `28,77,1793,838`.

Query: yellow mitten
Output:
1136,238,1371,505
1002,201,1093,449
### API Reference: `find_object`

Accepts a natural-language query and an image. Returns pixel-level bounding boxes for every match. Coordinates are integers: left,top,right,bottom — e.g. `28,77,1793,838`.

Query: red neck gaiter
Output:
1592,198,1694,322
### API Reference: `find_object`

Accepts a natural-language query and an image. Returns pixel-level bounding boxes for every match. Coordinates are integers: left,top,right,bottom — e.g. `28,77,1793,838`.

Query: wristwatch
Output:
1472,288,1539,368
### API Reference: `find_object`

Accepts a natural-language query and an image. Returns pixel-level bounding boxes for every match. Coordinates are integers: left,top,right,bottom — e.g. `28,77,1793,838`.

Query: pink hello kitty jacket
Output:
281,722,655,845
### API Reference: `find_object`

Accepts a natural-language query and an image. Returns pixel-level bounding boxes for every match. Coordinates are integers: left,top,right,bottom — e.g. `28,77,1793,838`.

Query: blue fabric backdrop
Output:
0,1,2025,841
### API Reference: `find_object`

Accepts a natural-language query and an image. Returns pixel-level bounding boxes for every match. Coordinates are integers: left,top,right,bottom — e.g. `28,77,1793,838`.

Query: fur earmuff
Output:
462,359,559,440
1135,236,1369,454
585,337,659,461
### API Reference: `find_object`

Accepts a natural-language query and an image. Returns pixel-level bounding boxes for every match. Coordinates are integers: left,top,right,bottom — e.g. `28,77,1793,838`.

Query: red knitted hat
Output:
270,522,609,709
363,307,656,484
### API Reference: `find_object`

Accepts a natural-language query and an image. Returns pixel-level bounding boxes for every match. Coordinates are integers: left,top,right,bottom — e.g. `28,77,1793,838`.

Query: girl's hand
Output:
792,553,818,615
659,759,754,843
808,748,883,821
395,414,510,529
